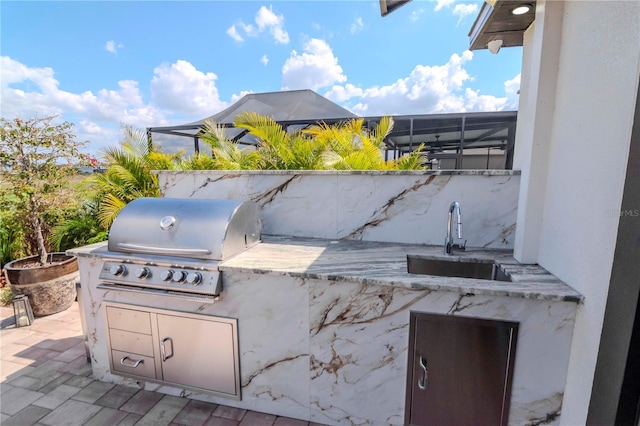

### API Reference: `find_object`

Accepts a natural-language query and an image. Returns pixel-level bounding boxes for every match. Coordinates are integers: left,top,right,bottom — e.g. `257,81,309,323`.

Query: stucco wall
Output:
513,1,640,424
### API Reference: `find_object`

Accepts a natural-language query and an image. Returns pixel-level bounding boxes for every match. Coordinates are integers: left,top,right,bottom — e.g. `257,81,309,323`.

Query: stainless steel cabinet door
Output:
156,314,239,397
406,313,518,426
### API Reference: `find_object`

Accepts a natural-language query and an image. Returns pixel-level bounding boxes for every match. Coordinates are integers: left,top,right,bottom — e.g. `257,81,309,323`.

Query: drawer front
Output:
106,306,152,334
109,329,154,357
111,350,156,379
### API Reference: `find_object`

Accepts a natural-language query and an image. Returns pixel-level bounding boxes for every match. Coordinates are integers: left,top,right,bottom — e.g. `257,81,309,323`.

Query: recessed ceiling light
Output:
512,4,531,15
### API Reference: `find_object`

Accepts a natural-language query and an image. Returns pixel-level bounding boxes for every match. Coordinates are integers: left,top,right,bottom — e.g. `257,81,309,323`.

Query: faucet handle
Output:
452,240,467,251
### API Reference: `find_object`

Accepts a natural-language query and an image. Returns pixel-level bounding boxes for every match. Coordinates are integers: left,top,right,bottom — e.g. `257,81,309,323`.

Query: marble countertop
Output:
219,236,581,303
69,236,582,303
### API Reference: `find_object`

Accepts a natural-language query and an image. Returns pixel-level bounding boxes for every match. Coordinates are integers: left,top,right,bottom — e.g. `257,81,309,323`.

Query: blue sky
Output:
1,1,522,156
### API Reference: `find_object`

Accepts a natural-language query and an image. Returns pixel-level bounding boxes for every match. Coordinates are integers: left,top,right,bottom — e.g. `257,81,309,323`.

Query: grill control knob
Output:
186,272,202,286
135,267,151,279
172,271,187,283
160,270,174,282
110,264,126,277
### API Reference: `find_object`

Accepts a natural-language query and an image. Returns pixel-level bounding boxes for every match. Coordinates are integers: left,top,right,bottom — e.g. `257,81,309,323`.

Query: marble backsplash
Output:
157,170,520,248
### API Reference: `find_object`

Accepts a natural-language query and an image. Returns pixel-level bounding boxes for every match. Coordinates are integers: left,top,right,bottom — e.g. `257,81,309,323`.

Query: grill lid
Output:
108,198,261,261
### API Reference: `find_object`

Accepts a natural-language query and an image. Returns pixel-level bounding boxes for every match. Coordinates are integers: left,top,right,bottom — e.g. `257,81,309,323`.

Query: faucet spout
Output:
445,201,464,254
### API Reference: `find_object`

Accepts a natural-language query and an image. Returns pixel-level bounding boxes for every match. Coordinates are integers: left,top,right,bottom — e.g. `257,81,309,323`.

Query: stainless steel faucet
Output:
444,201,465,254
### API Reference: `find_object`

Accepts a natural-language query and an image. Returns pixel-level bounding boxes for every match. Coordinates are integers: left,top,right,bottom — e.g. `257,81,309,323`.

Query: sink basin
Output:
407,256,511,281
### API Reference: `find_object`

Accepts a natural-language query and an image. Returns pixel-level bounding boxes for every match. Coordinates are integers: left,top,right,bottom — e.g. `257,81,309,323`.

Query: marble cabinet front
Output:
79,253,576,426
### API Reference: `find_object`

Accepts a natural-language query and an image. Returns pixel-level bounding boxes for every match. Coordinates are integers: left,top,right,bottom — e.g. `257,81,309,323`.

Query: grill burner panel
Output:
99,259,222,296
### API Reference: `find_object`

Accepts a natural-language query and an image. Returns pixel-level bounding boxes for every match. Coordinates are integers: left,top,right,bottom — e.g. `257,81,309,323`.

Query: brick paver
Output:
213,405,247,421
172,399,218,426
1,386,45,415
204,416,241,426
119,389,164,415
71,380,115,403
93,385,139,409
32,383,82,410
239,410,277,425
135,394,189,425
116,412,143,426
38,399,103,426
1,405,51,426
82,407,130,425
274,417,312,426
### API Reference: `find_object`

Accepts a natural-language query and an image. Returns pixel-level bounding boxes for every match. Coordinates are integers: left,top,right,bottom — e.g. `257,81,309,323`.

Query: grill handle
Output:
116,243,211,256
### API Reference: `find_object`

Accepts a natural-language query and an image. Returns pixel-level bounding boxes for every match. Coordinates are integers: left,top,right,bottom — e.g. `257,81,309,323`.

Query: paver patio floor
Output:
1,301,323,426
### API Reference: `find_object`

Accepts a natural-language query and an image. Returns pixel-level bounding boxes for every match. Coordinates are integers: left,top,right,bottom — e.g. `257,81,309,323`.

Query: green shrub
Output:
51,201,108,251
0,287,13,306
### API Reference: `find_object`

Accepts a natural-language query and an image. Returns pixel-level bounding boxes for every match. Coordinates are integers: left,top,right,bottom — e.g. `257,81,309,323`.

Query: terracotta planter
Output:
4,253,79,317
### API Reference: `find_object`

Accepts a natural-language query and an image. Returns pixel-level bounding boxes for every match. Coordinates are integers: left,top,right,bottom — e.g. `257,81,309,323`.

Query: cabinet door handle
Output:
160,337,174,361
120,356,144,368
418,356,428,390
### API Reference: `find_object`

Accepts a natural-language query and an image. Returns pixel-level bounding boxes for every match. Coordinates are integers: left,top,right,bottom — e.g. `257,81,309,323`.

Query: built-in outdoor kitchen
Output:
69,170,582,426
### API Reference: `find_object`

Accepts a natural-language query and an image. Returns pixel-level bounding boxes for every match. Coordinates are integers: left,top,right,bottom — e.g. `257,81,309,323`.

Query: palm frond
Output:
370,116,394,150
98,194,127,229
121,124,151,157
200,119,230,150
391,144,428,170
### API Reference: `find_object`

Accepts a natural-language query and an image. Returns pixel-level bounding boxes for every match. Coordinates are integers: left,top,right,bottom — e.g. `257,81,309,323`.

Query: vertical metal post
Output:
409,118,414,152
504,123,516,170
459,116,466,169
194,136,199,154
146,128,153,152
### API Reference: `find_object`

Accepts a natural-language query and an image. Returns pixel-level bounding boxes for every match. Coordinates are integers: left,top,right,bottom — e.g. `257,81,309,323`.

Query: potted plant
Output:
0,115,86,316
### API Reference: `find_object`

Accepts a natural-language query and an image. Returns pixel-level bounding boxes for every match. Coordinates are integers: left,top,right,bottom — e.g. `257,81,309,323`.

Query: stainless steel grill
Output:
98,198,261,300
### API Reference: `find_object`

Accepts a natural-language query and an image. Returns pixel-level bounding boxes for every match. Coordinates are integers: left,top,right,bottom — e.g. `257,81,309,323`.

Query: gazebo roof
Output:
148,89,357,144
188,89,357,126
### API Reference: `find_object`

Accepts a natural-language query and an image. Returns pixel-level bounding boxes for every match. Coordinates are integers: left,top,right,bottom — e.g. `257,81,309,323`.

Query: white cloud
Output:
453,3,479,25
255,6,289,44
434,0,455,12
230,90,253,104
410,9,425,22
79,120,104,135
324,83,363,103
150,60,227,117
433,1,478,24
463,88,507,111
350,17,364,35
462,73,520,111
226,25,244,42
503,73,521,108
281,38,347,91
228,6,289,44
1,56,163,126
260,55,269,66
105,40,123,54
0,56,229,155
227,6,289,44
239,22,258,37
325,51,517,116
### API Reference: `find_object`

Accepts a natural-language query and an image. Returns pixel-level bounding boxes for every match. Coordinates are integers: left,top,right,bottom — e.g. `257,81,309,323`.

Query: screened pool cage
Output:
147,90,517,170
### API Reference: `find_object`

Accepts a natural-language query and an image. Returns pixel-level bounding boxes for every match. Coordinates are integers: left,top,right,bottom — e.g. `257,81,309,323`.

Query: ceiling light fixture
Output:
511,4,531,15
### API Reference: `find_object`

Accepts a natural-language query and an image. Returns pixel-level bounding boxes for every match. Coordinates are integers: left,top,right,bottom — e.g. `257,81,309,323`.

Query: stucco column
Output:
512,0,564,264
